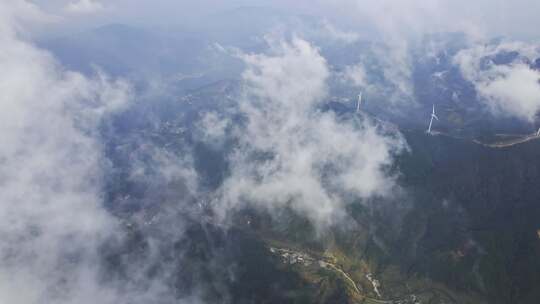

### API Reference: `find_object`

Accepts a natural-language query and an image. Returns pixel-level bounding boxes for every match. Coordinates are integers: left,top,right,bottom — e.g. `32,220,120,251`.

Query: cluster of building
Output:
269,247,315,267
366,273,382,298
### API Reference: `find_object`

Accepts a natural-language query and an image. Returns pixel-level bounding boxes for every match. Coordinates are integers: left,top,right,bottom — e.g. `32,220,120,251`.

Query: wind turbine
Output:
356,92,362,113
536,127,540,137
427,104,439,134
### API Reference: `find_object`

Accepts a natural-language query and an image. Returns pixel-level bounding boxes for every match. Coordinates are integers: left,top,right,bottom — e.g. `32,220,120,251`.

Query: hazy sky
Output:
28,0,540,40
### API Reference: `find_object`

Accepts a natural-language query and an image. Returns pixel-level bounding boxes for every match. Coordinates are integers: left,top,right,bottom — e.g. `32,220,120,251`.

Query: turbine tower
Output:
537,127,540,137
356,92,362,113
427,104,439,134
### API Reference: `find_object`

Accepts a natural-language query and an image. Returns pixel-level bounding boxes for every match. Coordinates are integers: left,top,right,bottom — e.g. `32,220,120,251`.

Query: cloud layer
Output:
213,37,406,230
3,1,540,302
0,2,181,303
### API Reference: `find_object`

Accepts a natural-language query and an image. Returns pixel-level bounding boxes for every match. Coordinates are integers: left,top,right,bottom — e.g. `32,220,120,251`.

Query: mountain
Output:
39,17,540,304
40,24,242,90
99,73,540,303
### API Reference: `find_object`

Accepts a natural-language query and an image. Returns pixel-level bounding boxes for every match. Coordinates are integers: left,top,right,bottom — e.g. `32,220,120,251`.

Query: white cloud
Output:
0,2,196,304
320,20,359,44
0,24,124,304
343,63,368,87
196,111,231,149
65,0,104,14
214,37,406,231
127,141,199,196
454,42,540,121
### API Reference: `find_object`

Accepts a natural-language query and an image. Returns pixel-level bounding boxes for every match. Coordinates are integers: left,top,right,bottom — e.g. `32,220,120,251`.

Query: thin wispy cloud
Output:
65,0,104,14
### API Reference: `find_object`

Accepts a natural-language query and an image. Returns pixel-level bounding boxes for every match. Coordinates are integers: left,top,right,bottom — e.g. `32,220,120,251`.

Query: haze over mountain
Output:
2,1,540,304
